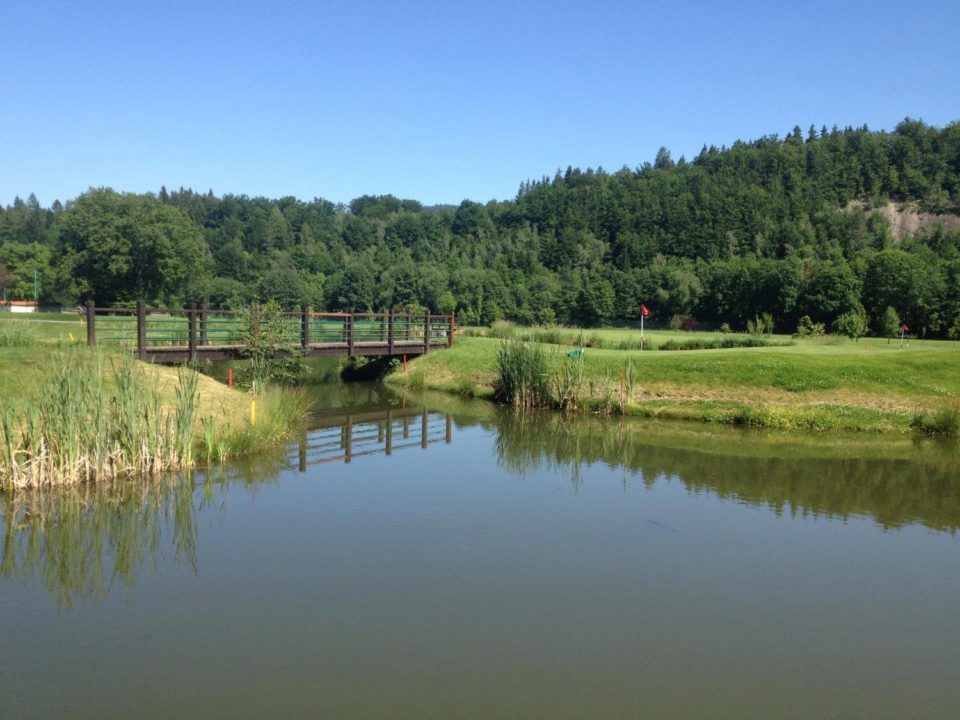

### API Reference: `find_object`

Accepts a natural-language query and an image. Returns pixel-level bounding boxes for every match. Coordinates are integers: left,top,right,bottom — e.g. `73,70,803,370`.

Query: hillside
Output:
1,118,959,337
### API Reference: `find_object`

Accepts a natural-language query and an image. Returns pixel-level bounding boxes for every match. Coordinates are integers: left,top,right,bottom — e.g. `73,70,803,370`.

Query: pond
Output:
2,384,959,718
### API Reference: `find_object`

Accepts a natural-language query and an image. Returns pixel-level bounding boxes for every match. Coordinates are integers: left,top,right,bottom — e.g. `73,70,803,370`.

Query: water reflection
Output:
488,410,960,533
1,478,198,607
294,408,453,467
2,396,959,607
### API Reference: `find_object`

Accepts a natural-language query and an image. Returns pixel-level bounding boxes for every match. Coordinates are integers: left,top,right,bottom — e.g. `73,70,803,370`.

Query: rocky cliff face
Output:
862,202,960,242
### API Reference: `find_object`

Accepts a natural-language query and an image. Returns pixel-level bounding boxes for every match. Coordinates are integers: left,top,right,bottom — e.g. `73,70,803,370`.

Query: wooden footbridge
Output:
84,301,455,364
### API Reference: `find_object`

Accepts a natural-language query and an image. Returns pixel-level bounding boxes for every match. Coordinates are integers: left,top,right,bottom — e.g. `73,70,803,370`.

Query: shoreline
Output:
385,336,958,436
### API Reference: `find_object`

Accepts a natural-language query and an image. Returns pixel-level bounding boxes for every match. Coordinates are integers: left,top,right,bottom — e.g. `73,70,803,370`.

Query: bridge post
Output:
346,313,355,355
388,312,394,355
301,305,310,349
187,302,197,362
344,414,353,463
85,300,96,346
449,312,455,348
137,300,146,361
385,409,393,456
423,313,431,354
199,303,208,346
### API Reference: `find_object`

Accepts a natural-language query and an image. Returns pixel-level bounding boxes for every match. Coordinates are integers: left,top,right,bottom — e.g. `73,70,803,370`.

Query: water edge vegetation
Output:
0,319,310,488
388,330,960,436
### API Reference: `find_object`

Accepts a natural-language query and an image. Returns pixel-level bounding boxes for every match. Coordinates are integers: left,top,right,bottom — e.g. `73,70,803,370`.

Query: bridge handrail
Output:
84,301,455,360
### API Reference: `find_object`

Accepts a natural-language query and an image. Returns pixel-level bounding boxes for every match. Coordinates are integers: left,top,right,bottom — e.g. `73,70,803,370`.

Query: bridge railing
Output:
85,301,455,360
290,409,454,468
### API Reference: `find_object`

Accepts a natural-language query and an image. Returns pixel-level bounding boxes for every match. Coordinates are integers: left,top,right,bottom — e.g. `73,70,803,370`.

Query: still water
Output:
2,384,959,719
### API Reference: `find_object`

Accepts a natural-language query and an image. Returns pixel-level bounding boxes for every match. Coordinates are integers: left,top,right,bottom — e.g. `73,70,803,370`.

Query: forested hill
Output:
2,118,960,337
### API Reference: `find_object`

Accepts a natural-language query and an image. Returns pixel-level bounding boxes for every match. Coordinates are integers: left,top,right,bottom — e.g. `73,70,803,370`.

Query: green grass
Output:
388,334,960,434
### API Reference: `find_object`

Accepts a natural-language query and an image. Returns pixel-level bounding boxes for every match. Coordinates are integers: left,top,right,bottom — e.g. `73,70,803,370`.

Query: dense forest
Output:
2,118,960,337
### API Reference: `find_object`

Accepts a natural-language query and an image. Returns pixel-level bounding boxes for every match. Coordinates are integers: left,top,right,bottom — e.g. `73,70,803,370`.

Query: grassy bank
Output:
387,334,960,434
0,315,308,488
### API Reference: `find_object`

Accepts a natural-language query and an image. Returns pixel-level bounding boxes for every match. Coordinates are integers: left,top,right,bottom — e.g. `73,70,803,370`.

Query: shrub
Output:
833,307,869,340
238,301,305,387
794,315,825,338
747,313,774,336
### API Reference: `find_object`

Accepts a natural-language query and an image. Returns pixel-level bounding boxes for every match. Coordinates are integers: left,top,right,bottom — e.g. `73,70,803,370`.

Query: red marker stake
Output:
228,368,233,388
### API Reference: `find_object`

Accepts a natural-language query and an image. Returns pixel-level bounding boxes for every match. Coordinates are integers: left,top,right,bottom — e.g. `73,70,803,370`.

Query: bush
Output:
238,301,305,387
794,315,825,338
833,307,869,340
747,313,774,336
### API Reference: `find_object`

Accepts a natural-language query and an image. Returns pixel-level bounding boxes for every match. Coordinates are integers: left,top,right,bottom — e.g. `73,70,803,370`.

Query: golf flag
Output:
641,304,650,317
902,324,909,332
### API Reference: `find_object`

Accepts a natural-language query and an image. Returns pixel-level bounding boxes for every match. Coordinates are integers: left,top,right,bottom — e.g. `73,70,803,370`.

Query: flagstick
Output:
640,312,644,351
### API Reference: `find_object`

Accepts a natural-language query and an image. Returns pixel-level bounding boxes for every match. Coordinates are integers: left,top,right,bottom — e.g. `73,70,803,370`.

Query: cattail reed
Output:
0,351,200,489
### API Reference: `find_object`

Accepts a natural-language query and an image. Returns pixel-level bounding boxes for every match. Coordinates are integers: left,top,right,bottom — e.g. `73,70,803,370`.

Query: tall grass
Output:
197,386,312,460
0,321,34,347
0,352,202,489
910,398,960,437
494,338,550,409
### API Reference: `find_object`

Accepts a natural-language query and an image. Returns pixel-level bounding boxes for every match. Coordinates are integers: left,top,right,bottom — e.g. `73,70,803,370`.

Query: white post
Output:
640,312,644,351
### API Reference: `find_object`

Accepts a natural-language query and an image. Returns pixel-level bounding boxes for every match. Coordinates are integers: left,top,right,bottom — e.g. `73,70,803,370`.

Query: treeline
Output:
2,117,960,336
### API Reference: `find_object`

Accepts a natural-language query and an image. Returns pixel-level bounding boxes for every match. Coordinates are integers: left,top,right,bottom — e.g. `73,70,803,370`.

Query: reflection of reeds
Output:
0,352,200,488
0,476,198,607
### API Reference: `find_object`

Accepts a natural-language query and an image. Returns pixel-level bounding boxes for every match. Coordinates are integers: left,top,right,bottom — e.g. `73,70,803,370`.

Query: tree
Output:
0,263,14,297
880,306,901,342
334,262,376,311
0,243,51,300
833,306,869,340
58,189,206,304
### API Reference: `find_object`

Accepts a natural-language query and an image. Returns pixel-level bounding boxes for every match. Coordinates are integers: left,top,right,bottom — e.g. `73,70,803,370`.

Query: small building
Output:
0,300,38,313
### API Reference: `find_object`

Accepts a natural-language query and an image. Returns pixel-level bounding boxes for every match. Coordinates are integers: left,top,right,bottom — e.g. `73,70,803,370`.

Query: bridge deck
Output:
142,340,432,362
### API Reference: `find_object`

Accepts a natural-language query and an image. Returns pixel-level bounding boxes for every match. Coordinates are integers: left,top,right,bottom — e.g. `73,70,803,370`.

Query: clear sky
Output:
2,0,958,207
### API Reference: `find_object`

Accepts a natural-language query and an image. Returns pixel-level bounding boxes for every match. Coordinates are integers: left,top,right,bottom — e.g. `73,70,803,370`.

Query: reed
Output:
0,351,200,489
494,337,550,409
551,349,585,412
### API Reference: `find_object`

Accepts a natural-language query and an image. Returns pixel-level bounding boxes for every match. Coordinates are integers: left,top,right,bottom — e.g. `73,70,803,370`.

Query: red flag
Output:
902,324,909,332
641,304,649,317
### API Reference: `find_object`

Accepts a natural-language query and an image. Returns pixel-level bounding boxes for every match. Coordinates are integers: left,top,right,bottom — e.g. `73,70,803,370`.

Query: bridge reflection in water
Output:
292,409,454,470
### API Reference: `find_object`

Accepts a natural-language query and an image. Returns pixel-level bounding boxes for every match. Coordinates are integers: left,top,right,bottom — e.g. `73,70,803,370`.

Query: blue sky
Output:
2,0,958,206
